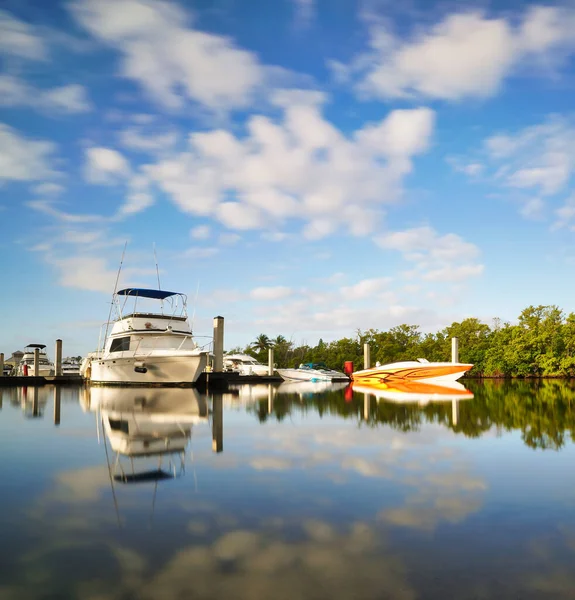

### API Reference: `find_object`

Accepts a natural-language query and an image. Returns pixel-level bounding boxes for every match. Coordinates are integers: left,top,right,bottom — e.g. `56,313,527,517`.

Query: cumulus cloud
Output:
0,75,92,114
147,101,434,237
84,146,131,184
0,10,47,60
250,286,293,301
341,277,392,300
190,225,211,240
0,123,58,182
68,0,264,111
375,226,483,283
334,5,575,101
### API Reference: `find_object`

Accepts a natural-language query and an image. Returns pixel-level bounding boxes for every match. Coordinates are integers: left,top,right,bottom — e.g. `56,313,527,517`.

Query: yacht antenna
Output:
102,241,127,352
153,243,163,314
191,281,200,332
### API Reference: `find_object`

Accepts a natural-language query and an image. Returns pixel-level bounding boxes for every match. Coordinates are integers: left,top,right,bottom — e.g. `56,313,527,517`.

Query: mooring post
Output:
212,316,224,373
212,393,223,453
54,387,61,426
33,348,39,377
55,339,62,377
268,347,274,376
0,353,4,377
452,399,459,426
363,343,371,370
451,337,459,363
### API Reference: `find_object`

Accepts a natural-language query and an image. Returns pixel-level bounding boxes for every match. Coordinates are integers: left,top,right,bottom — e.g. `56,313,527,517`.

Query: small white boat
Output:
352,358,473,385
277,362,349,382
85,288,209,386
16,344,55,376
224,353,269,376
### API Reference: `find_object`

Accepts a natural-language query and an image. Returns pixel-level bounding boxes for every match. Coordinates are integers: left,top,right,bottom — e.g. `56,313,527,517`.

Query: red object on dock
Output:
344,361,354,376
23,364,28,376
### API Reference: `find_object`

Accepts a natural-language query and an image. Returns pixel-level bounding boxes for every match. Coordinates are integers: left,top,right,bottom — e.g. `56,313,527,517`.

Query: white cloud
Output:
250,286,293,301
68,0,264,111
41,84,92,113
147,101,434,237
337,5,575,102
84,146,131,184
32,182,65,196
553,194,575,230
0,75,92,114
26,199,104,223
219,232,241,245
375,226,483,283
0,123,57,182
340,277,391,300
0,10,47,60
520,197,545,220
190,225,211,240
118,126,178,154
292,0,314,28
184,247,219,258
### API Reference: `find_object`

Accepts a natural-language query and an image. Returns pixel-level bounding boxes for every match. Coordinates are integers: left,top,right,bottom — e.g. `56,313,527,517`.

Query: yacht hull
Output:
17,366,54,377
90,353,208,386
352,361,473,385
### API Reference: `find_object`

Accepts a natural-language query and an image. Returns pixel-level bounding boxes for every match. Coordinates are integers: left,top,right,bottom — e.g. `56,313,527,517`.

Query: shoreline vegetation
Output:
234,305,575,378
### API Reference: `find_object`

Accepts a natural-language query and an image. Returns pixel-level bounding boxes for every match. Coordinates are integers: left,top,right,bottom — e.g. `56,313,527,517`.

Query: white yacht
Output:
61,358,81,376
84,288,209,386
16,344,55,376
224,353,270,376
277,362,349,382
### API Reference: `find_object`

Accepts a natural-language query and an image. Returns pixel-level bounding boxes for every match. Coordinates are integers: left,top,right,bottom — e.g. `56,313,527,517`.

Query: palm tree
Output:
251,334,271,352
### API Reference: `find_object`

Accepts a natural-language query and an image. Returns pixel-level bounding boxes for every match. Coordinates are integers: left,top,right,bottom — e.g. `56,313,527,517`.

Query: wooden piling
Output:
0,353,4,377
33,348,39,377
363,343,371,370
55,339,62,376
451,337,459,363
212,316,224,373
268,348,274,376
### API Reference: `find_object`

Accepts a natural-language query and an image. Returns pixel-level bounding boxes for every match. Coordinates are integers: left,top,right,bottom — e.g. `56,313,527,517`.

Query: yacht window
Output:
110,336,130,352
108,418,129,434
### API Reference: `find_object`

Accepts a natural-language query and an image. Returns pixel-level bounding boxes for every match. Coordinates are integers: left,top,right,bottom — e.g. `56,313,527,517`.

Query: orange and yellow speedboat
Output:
351,358,473,386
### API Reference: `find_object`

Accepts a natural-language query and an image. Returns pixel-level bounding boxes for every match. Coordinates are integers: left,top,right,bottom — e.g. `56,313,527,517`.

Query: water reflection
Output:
3,380,575,599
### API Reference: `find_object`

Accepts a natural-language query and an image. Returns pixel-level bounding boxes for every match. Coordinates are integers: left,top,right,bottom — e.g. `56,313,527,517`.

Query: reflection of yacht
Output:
352,359,473,385
277,363,349,382
224,353,269,376
85,288,209,386
352,380,473,404
90,387,208,482
277,380,349,396
17,344,55,376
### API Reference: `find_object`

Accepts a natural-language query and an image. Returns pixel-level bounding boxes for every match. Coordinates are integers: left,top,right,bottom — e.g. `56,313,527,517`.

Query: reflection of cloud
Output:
143,522,415,600
250,457,294,471
381,496,483,531
53,465,110,502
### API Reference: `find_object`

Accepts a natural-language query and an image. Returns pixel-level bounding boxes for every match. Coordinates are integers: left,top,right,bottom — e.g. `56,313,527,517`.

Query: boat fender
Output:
134,366,147,374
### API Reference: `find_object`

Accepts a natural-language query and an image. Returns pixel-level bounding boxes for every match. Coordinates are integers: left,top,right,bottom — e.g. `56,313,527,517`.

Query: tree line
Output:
232,305,575,377
246,378,575,451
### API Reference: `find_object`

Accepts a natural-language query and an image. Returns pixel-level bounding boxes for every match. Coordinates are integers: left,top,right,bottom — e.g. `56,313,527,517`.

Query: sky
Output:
1,0,575,357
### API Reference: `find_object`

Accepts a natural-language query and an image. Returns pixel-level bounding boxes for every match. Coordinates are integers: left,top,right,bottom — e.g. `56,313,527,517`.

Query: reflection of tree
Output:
248,380,575,451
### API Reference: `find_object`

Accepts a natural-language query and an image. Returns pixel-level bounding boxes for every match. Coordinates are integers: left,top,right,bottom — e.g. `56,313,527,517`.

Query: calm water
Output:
2,380,575,599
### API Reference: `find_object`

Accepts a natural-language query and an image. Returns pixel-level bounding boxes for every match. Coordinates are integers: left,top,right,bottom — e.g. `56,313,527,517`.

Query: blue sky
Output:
2,0,575,357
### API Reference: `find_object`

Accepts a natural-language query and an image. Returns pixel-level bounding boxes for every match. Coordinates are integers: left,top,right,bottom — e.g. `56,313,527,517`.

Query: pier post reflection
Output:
364,393,370,421
452,399,459,426
53,387,61,426
268,385,274,415
212,393,223,453
32,387,39,417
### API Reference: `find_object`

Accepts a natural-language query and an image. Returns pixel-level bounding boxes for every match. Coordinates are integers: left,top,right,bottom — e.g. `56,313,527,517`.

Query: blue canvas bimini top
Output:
116,288,179,300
